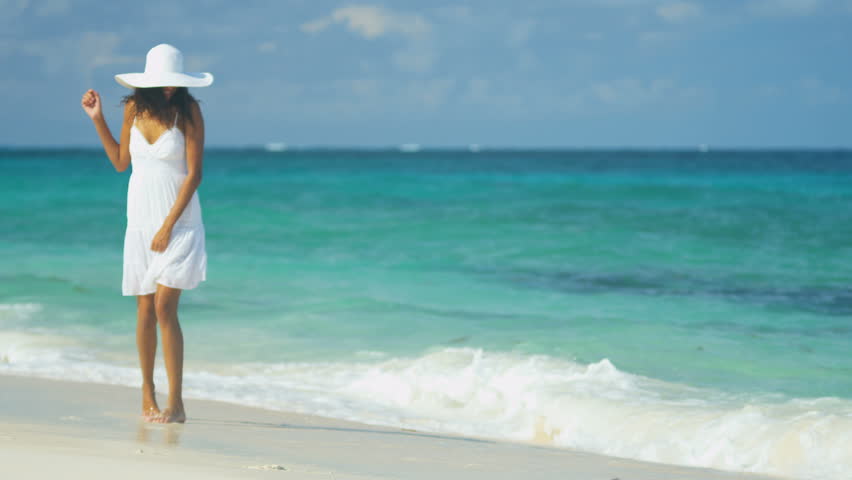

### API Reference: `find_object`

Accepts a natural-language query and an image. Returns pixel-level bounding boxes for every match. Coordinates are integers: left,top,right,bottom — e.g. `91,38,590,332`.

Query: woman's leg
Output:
136,294,160,419
152,283,186,423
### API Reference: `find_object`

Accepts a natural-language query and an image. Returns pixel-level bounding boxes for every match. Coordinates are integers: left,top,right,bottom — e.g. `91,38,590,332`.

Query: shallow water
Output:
2,148,851,479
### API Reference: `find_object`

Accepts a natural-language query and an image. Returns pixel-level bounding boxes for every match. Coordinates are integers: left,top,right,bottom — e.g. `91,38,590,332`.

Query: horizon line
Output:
2,144,852,152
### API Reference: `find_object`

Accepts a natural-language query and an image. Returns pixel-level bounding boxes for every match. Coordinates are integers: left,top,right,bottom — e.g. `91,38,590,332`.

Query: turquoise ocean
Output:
1,148,851,479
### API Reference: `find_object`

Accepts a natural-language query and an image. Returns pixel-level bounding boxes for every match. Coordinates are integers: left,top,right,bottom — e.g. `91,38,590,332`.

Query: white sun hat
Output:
115,44,213,89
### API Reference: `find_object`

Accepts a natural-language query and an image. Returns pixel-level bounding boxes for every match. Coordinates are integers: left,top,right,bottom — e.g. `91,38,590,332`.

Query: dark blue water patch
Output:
0,273,93,297
366,299,536,323
475,267,852,317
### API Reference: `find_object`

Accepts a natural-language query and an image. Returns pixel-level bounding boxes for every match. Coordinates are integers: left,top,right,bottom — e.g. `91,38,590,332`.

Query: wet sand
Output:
0,374,785,480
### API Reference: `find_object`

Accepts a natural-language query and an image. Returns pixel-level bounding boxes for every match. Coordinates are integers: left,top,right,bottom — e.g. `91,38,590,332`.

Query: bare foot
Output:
141,384,160,421
151,403,186,424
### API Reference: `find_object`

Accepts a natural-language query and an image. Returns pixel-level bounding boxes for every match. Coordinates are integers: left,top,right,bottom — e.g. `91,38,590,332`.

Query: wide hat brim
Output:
115,71,214,89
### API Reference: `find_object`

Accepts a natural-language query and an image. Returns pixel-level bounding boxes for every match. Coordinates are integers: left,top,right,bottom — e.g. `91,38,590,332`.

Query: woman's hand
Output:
150,225,173,252
81,89,103,120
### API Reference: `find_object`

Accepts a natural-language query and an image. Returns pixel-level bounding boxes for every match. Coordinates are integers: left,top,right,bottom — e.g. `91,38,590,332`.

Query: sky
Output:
1,0,850,148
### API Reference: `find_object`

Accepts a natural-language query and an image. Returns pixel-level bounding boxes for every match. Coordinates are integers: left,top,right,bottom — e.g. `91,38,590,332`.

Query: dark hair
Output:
121,87,198,128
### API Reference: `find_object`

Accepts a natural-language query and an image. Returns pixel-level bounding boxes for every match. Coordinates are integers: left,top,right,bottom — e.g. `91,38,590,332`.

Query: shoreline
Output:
0,373,785,480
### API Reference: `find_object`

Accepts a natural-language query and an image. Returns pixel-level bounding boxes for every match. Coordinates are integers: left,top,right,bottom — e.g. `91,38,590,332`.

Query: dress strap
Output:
173,111,179,127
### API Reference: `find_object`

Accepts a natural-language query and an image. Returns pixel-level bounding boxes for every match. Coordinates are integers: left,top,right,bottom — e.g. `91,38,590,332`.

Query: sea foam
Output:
0,303,42,320
1,336,849,480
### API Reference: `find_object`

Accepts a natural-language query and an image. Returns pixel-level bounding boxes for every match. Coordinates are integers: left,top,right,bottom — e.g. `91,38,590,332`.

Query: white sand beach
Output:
0,374,785,480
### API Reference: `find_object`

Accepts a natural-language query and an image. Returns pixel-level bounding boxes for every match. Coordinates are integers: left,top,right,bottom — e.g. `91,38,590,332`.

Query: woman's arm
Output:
81,89,132,172
150,101,205,252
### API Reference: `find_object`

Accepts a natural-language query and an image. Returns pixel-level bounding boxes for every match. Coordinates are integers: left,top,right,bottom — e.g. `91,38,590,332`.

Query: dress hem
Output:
121,278,205,297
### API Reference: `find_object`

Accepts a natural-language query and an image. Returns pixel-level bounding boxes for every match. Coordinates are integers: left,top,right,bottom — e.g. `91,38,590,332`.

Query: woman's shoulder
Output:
184,99,203,127
188,98,202,116
122,98,137,122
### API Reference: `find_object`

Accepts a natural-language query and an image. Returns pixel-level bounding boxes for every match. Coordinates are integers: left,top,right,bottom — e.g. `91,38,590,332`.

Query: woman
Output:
80,44,213,424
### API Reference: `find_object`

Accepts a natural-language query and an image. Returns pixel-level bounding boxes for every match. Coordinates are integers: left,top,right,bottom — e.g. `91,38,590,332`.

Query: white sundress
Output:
122,111,207,296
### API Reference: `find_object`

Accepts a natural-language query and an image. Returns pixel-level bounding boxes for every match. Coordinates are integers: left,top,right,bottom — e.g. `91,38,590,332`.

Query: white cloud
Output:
302,4,437,74
392,40,438,73
301,5,430,39
402,78,456,109
638,31,674,46
451,74,712,118
206,79,306,116
747,0,821,16
257,41,277,54
184,54,218,73
507,19,536,47
301,17,332,34
461,77,525,111
506,19,537,71
656,2,702,22
81,32,134,70
591,78,662,107
434,5,473,23
18,32,133,75
588,78,707,109
348,78,380,97
269,76,458,119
